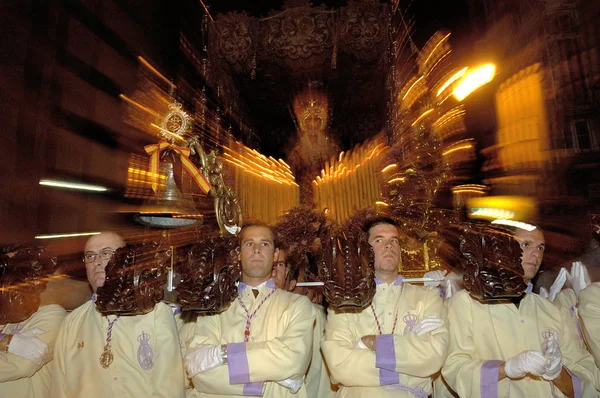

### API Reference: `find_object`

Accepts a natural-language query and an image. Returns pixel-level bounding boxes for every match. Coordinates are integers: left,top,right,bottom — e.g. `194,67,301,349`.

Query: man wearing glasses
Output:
51,231,185,397
82,232,124,293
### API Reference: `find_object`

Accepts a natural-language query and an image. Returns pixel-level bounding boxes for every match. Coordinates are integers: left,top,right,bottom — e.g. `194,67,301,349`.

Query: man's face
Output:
272,249,289,289
515,228,545,280
368,223,401,274
84,233,124,292
239,226,279,282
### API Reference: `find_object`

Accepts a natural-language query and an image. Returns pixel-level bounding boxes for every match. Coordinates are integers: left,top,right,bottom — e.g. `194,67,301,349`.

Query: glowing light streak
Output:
452,189,485,194
375,201,389,207
388,177,406,183
222,151,293,183
453,64,496,101
422,33,451,68
35,232,101,240
119,94,159,116
173,214,203,218
222,147,295,185
434,107,465,127
128,168,166,179
437,67,468,97
442,144,473,156
198,0,214,22
381,164,397,172
435,116,464,131
150,123,186,142
39,180,107,192
425,50,452,79
438,92,454,106
452,184,486,195
491,219,537,231
138,57,175,88
452,184,486,191
470,208,515,220
278,158,291,169
401,76,424,101
411,109,434,126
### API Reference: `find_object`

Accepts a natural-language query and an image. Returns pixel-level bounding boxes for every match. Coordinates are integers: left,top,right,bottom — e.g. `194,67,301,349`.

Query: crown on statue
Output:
292,90,328,132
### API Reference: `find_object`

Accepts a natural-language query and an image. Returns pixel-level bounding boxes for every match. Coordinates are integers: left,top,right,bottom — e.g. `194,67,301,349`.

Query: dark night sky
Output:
408,0,472,48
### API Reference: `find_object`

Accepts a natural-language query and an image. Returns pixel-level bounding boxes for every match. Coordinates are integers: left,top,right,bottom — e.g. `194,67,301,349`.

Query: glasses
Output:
83,249,115,263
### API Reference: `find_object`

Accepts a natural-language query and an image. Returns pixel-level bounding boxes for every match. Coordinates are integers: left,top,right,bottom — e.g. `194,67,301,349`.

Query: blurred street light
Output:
39,180,107,192
453,63,496,101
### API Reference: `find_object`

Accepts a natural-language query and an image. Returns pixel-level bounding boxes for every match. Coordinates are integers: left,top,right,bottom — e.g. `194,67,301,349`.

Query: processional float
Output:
2,98,532,316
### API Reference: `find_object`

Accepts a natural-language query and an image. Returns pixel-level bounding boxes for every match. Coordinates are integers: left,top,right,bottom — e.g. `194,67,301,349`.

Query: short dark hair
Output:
239,221,278,248
362,216,399,239
286,251,303,283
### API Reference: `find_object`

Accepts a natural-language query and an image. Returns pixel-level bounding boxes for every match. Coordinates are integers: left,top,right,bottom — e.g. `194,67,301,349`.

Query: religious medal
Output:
100,344,114,368
99,316,119,369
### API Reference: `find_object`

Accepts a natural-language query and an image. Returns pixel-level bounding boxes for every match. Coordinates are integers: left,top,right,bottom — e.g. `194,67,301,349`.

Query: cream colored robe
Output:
442,290,598,398
577,282,600,389
188,280,316,397
306,303,336,398
51,300,185,397
322,276,448,398
0,304,66,397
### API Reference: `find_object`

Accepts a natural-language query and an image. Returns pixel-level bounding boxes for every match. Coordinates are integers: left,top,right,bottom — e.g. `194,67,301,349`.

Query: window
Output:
573,120,593,150
553,12,578,35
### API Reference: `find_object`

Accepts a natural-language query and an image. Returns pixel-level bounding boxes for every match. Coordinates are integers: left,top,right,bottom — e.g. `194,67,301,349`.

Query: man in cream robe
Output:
578,281,600,389
422,269,462,398
0,304,66,397
442,227,598,398
322,217,448,397
272,248,336,398
185,224,316,397
51,231,185,397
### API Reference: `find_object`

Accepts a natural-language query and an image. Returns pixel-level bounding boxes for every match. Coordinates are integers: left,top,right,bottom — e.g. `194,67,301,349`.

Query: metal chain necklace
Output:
236,288,276,342
370,304,399,335
100,315,120,368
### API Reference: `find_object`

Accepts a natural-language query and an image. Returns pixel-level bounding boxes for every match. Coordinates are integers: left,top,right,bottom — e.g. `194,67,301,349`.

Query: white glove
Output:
7,328,48,365
504,350,547,379
412,315,443,336
539,287,549,299
541,333,562,380
184,344,224,377
424,270,447,288
276,377,304,393
445,279,459,300
548,268,569,301
568,261,591,297
355,338,369,349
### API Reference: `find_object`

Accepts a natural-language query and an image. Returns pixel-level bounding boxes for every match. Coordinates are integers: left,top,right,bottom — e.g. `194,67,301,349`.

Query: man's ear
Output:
273,248,280,263
288,279,297,292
